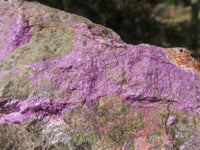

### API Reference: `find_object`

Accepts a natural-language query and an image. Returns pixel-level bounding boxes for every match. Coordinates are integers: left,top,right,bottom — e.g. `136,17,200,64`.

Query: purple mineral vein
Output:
0,17,200,124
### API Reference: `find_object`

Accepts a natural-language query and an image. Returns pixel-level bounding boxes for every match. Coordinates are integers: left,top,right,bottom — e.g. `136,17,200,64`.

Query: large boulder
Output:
0,0,200,149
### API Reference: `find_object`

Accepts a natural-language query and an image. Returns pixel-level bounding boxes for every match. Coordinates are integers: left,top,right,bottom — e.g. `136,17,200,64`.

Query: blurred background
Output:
27,0,200,59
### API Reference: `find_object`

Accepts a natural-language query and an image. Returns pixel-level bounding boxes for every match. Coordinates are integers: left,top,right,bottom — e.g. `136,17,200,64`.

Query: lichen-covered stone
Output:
0,68,32,99
0,0,200,149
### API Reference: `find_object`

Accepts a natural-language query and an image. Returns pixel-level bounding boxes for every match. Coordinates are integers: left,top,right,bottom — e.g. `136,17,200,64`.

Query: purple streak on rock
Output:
0,21,199,123
0,1,200,149
0,3,31,60
0,98,20,114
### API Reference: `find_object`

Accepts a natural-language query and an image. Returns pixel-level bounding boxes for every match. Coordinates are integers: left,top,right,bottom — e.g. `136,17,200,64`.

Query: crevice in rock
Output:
21,102,69,116
125,95,162,103
125,95,179,105
0,99,20,114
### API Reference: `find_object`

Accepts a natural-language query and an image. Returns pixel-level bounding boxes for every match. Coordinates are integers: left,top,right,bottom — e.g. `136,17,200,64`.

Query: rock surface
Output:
0,0,200,149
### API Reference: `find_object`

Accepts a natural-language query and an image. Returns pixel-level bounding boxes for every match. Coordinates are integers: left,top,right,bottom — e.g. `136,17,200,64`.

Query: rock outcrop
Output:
0,0,200,149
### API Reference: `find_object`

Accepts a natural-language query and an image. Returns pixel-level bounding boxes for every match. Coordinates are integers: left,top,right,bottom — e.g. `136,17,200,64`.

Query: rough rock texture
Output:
0,1,200,150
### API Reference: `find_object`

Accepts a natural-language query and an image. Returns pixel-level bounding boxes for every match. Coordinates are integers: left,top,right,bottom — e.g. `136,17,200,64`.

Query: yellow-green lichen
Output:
31,78,62,99
0,68,33,100
0,27,75,71
0,123,41,150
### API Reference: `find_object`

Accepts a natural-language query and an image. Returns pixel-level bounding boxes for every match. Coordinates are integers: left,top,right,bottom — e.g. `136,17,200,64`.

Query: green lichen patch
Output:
0,68,33,100
0,123,41,150
0,27,75,71
30,78,62,100
61,95,171,149
62,95,132,149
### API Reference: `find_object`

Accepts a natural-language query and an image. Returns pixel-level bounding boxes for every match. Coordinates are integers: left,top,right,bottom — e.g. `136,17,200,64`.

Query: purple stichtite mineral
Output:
0,0,200,149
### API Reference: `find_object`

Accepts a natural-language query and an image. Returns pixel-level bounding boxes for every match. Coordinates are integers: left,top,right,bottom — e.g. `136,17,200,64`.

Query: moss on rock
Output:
0,68,33,100
0,27,75,71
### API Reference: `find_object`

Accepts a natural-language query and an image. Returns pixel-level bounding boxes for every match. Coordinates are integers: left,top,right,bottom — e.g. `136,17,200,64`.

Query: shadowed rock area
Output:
0,0,200,149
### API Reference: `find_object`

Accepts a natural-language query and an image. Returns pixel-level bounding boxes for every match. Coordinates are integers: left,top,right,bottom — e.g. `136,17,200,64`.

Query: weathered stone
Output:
0,0,200,149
